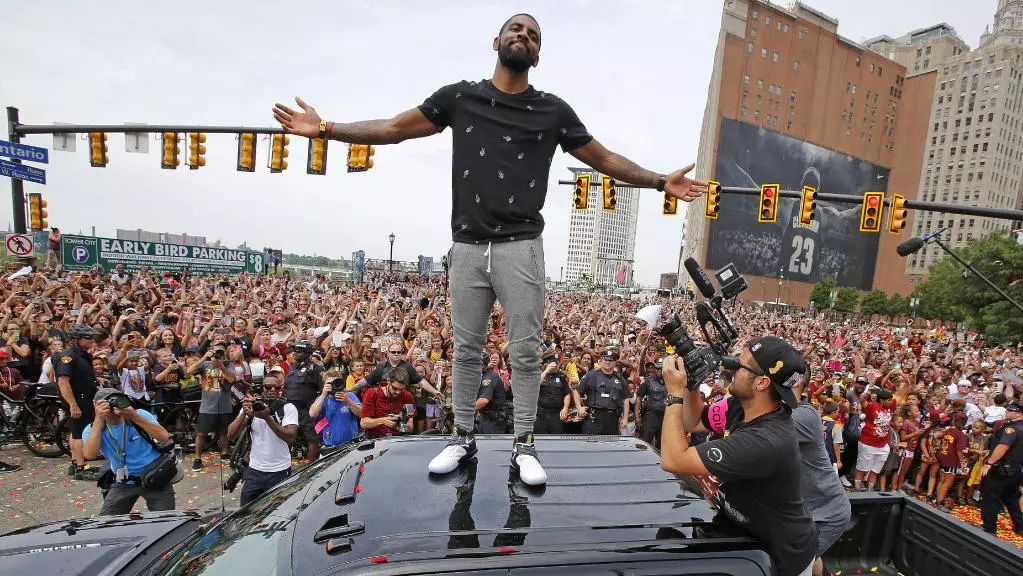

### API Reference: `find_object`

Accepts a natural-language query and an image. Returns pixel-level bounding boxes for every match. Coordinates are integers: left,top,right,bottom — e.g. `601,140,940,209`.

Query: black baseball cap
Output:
747,336,806,409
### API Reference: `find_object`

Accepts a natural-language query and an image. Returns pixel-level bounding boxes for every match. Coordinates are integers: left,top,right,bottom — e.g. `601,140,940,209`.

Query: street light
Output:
777,268,784,306
388,232,395,281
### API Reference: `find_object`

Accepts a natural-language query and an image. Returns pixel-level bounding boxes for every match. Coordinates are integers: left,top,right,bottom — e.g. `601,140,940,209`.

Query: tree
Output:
886,293,909,320
810,277,836,311
912,232,1023,341
859,289,888,317
834,286,859,313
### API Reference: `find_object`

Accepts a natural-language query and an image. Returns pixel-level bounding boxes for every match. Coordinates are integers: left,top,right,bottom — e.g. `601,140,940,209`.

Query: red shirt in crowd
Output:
901,418,920,452
361,385,414,438
936,426,967,469
860,400,895,448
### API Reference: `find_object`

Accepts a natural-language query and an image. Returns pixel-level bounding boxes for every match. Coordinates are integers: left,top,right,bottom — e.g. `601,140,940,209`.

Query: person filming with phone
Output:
309,370,363,447
83,388,176,515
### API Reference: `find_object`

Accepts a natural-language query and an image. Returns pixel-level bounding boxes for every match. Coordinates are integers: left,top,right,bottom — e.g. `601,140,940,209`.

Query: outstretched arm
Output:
569,139,709,201
273,97,441,145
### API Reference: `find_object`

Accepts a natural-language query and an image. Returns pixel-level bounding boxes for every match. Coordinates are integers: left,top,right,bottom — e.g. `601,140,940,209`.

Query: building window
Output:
783,23,789,33
740,106,747,116
793,60,800,71
754,110,760,121
744,73,750,84
757,79,764,89
751,27,757,37
772,51,779,62
926,46,931,55
761,47,768,58
765,14,770,24
870,63,875,73
855,56,861,67
798,27,806,40
752,9,758,20
777,20,782,30
747,42,753,54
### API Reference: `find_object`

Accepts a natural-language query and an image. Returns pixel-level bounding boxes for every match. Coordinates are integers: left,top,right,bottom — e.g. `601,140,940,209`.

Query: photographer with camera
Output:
360,366,415,438
226,373,298,506
659,336,817,576
83,388,176,515
309,370,362,447
185,335,238,471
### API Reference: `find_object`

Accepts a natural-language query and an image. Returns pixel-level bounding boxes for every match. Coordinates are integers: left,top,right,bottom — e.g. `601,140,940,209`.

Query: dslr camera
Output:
657,316,721,391
105,392,134,410
390,403,414,435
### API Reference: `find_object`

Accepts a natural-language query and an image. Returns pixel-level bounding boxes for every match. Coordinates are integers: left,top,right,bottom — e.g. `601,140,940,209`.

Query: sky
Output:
0,0,995,285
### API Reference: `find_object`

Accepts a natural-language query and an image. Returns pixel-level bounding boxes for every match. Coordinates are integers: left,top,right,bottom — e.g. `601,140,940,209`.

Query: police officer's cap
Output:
67,325,101,339
1006,401,1023,413
601,349,619,362
294,340,315,353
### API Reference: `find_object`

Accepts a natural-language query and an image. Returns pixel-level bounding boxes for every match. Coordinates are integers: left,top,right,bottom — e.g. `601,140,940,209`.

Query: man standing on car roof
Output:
659,336,817,576
272,13,707,486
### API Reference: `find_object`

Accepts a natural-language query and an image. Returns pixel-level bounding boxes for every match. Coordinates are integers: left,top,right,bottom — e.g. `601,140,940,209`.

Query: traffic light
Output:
187,132,207,170
798,185,817,226
237,133,256,172
88,132,108,167
28,193,47,230
161,132,180,169
758,183,779,223
307,137,328,175
269,134,290,172
704,180,721,219
663,192,677,215
859,191,885,232
888,193,907,234
573,174,590,210
347,144,375,172
601,175,617,211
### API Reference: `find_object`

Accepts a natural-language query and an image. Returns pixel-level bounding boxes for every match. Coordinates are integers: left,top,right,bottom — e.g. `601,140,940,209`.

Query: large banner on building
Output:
61,235,265,275
707,119,888,290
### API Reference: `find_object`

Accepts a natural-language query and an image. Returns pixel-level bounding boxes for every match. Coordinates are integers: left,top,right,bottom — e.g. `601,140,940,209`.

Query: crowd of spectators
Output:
0,263,1020,535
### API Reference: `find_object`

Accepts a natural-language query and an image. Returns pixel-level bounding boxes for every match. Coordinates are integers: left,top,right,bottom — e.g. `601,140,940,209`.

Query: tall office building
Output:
564,168,640,286
872,4,1023,278
681,0,929,304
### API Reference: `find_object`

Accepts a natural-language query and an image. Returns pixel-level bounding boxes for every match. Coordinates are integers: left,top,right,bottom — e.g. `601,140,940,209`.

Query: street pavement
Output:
0,444,240,532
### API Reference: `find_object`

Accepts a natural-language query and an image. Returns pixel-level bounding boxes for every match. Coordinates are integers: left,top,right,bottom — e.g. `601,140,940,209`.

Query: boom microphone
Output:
896,228,949,257
684,257,717,298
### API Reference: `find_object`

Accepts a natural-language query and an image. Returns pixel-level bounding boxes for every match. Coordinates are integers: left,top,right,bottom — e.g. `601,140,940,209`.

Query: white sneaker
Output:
428,431,477,475
511,434,547,486
840,476,852,488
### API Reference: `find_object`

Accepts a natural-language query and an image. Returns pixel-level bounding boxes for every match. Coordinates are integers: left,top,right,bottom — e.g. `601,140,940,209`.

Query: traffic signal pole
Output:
7,107,27,233
557,180,1023,222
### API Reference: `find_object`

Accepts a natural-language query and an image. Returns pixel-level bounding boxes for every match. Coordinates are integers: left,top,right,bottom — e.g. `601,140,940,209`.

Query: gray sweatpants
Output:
449,237,545,437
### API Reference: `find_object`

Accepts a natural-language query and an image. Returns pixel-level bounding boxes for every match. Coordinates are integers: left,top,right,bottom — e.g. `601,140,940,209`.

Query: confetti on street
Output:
0,445,240,532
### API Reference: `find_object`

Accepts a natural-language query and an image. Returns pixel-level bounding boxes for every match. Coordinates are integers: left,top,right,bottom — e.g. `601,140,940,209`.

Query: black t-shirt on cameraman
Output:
695,396,817,576
419,79,592,243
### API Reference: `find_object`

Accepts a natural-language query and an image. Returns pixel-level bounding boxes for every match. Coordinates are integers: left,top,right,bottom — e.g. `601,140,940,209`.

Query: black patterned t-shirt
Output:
419,80,592,243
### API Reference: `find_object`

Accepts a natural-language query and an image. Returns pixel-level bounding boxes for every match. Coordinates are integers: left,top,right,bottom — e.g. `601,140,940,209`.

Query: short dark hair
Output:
821,401,839,415
499,13,541,46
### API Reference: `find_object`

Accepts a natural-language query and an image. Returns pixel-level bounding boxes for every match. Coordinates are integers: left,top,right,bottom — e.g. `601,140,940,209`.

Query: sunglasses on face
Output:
720,356,765,376
263,384,284,391
388,350,402,354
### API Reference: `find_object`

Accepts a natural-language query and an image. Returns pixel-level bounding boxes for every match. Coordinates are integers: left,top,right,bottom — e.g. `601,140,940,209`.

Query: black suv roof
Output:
158,435,767,575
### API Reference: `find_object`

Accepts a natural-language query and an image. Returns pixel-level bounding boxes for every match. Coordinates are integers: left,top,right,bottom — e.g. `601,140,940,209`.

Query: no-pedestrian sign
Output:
5,233,35,257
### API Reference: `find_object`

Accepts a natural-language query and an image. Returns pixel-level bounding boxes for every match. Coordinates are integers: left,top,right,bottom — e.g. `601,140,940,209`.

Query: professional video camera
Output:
655,259,748,390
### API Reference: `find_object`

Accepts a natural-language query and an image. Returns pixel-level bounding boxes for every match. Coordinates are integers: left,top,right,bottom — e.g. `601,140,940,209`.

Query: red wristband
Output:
324,121,334,140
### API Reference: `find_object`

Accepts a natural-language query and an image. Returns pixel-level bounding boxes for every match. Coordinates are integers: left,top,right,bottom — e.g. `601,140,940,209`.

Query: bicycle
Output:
149,385,201,452
0,382,69,458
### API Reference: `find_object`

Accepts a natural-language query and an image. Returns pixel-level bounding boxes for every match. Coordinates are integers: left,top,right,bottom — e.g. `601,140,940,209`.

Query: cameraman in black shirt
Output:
272,13,708,486
659,336,817,576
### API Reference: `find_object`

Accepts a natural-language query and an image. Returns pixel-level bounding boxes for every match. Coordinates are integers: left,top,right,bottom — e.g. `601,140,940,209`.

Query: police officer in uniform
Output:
577,349,630,435
979,400,1023,536
56,325,104,480
477,350,507,434
635,359,667,448
534,350,573,434
283,340,324,462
